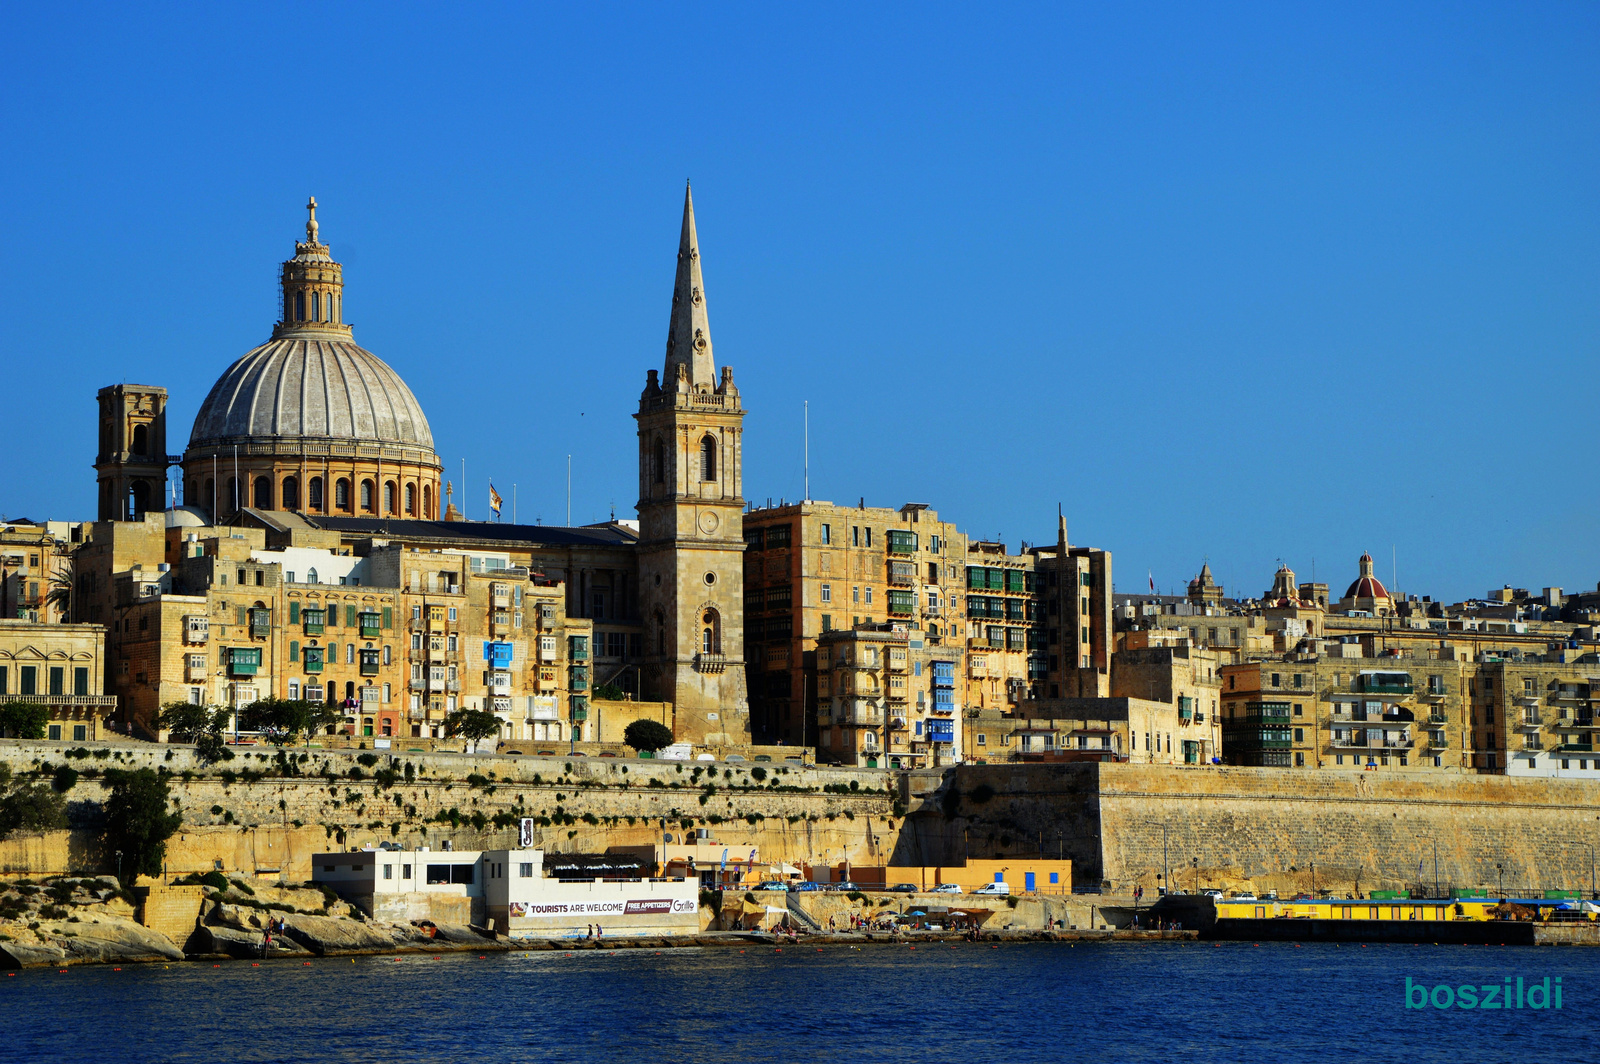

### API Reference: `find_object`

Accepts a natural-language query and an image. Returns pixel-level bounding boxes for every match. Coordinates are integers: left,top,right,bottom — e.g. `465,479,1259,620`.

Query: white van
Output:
973,882,1011,896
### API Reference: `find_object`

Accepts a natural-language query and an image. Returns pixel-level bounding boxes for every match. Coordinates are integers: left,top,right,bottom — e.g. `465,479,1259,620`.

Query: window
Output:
821,524,830,545
700,435,717,481
382,864,392,880
360,479,374,511
335,478,351,510
865,587,873,605
852,526,860,547
821,584,831,603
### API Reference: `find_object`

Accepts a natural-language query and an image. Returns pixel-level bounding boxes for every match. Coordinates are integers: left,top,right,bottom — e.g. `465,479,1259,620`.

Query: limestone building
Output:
0,618,117,740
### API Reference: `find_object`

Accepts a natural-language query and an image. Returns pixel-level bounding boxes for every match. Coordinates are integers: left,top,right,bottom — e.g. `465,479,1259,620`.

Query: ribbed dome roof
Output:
1344,575,1390,600
188,337,434,451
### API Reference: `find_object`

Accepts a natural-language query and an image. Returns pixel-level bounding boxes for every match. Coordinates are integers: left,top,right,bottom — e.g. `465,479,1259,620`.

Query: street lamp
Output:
1416,835,1439,899
116,850,123,886
1496,862,1505,899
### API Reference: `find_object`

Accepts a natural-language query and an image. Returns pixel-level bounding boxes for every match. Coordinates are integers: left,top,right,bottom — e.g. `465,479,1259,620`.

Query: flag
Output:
488,482,503,516
1148,571,1155,594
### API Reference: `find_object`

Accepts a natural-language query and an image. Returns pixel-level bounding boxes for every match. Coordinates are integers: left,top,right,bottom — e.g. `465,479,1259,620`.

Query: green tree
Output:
158,701,233,761
239,698,339,745
444,709,501,750
101,768,183,879
0,701,50,740
623,719,675,753
0,782,68,839
46,559,75,621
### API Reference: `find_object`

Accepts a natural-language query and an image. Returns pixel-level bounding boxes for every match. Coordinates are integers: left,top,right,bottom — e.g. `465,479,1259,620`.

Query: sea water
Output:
4,940,1598,1063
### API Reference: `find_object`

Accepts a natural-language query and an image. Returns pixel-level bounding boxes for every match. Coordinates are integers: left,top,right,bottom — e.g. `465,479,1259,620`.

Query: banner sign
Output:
519,818,536,848
508,898,696,917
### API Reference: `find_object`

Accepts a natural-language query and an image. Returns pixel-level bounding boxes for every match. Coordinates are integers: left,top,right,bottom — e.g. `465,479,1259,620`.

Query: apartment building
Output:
815,625,961,768
0,618,117,740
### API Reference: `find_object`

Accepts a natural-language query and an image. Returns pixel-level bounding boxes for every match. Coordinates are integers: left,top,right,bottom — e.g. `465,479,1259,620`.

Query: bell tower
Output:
94,384,170,521
635,184,750,745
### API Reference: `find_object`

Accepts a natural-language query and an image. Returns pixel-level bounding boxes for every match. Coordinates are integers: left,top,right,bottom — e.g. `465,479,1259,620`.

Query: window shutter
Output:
290,602,300,623
382,607,393,630
346,605,357,627
237,607,246,625
290,640,300,662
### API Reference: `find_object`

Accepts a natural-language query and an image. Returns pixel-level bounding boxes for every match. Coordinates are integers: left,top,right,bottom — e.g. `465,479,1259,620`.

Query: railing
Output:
6,694,118,707
693,653,725,673
1556,743,1594,753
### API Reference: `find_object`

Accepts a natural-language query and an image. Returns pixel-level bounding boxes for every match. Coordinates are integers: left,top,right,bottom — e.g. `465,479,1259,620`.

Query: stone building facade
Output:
0,618,117,740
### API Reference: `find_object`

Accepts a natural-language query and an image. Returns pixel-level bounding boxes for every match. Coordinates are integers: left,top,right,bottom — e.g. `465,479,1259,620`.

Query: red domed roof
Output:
1344,575,1389,600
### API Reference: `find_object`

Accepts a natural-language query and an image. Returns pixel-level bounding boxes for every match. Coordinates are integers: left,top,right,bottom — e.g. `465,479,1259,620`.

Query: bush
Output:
199,870,229,892
50,765,79,793
0,783,68,839
101,768,184,880
623,719,674,754
0,701,50,740
356,753,379,767
750,766,767,782
969,783,996,804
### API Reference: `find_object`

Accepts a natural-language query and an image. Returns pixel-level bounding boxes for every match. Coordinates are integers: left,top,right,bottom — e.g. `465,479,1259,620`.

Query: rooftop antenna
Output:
803,400,810,503
566,455,572,527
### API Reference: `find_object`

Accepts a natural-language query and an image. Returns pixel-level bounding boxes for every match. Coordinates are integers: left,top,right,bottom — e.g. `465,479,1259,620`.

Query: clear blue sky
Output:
2,3,1596,604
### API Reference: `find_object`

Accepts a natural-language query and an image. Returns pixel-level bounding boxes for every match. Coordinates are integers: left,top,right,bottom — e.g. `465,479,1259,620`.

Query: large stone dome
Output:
188,336,434,451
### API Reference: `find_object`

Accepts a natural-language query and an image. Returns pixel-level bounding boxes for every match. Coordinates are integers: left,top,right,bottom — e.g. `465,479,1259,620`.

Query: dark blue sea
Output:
5,940,1598,1062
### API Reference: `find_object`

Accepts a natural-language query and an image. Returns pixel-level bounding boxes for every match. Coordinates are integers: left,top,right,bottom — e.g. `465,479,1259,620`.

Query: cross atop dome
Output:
306,195,320,245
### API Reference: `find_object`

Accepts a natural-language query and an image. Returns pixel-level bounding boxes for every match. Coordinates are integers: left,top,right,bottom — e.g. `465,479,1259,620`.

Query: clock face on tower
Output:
698,510,720,535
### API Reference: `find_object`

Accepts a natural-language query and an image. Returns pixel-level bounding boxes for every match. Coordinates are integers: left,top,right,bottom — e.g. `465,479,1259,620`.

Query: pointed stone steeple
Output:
664,181,716,389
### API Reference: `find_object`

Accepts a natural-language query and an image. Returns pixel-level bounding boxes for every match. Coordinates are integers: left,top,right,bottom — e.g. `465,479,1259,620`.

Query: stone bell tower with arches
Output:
635,184,749,745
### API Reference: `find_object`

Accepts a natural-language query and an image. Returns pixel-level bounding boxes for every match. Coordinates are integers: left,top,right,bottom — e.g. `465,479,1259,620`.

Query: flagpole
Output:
513,483,517,524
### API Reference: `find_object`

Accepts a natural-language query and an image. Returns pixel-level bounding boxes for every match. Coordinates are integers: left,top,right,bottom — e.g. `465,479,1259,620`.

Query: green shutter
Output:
290,640,299,662
346,605,357,627
382,606,393,630
289,602,300,623
237,607,247,625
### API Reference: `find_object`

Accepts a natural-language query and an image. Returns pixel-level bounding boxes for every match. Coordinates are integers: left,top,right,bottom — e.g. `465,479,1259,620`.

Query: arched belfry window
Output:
335,478,351,510
653,438,665,485
253,476,272,509
131,424,149,456
360,479,375,512
308,476,324,511
423,483,433,519
700,435,717,482
281,475,300,510
295,292,305,320
312,292,321,321
384,480,397,514
701,608,721,655
404,483,416,515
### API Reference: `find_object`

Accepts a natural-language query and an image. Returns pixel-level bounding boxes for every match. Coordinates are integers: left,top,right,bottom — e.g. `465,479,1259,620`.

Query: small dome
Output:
1344,575,1389,600
189,337,434,452
165,505,210,528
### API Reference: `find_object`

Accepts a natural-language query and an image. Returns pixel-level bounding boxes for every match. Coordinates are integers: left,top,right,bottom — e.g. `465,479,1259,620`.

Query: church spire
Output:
275,196,349,339
664,181,715,388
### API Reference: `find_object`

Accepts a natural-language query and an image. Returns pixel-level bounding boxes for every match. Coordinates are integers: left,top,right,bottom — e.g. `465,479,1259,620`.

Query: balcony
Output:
693,653,725,673
1557,743,1595,753
445,680,461,692
1428,713,1448,725
570,707,588,722
1519,716,1542,731
1551,688,1591,702
1427,733,1449,749
408,679,425,692
6,693,118,708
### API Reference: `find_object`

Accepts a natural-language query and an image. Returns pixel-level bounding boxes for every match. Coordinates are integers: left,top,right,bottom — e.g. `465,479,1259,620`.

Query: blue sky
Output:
2,3,1596,604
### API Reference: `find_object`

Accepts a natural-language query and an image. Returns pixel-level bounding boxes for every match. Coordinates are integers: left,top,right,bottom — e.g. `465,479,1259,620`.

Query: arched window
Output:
423,484,433,518
360,479,374,511
253,476,272,509
308,476,324,511
307,567,319,585
295,292,305,320
131,424,149,456
653,438,665,485
333,294,339,323
312,292,320,321
281,475,299,510
701,608,721,655
383,481,397,514
700,435,717,481
404,483,416,515
655,610,666,655
335,478,351,510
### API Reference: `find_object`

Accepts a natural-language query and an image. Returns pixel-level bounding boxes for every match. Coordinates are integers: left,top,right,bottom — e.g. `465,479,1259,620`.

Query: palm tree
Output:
46,557,74,622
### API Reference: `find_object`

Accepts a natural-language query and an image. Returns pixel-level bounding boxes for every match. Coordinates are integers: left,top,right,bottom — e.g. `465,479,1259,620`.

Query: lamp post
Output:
1161,824,1169,896
1415,835,1440,898
1192,856,1199,895
1496,862,1504,899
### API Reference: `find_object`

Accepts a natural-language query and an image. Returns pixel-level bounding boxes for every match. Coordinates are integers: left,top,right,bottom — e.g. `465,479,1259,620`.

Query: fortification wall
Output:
0,741,898,882
915,762,1600,896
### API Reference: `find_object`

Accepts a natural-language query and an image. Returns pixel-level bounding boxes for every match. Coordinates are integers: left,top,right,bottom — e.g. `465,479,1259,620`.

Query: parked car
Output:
725,754,747,761
1260,891,1279,901
888,883,919,894
832,881,860,892
794,882,827,892
752,754,773,762
973,882,1011,896
1230,892,1258,901
1291,893,1313,901
754,881,791,892
930,883,964,894
1202,890,1224,899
